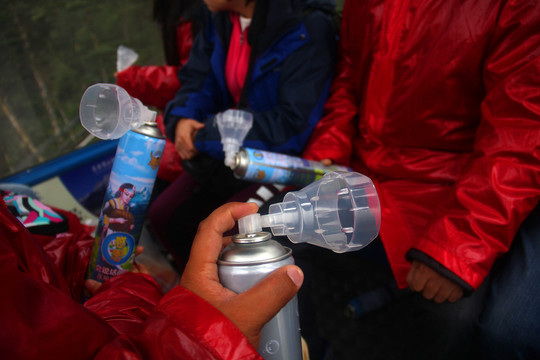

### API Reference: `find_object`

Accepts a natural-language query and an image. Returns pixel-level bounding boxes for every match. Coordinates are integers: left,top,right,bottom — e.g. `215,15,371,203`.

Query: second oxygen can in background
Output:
218,232,302,360
85,122,165,285
232,147,351,187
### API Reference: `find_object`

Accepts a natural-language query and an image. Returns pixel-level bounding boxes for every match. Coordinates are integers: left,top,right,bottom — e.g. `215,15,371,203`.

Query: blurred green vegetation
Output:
0,0,163,178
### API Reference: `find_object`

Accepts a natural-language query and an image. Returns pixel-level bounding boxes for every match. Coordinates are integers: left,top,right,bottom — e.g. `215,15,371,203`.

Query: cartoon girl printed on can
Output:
101,183,135,236
84,122,165,293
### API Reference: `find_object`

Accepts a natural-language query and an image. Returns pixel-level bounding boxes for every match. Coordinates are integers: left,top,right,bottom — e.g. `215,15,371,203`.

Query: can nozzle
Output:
79,83,156,140
238,171,381,253
216,109,253,168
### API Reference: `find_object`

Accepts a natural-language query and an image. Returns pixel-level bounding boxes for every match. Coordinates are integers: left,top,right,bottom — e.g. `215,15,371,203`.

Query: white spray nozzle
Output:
79,83,156,140
238,213,263,233
216,109,253,168
238,171,381,253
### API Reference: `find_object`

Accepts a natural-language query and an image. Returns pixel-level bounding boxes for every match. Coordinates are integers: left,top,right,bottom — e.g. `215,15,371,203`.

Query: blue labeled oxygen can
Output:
232,147,351,187
85,122,165,285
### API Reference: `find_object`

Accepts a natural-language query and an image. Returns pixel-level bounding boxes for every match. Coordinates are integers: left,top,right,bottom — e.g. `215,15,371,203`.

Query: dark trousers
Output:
281,239,487,360
477,204,540,360
273,202,540,360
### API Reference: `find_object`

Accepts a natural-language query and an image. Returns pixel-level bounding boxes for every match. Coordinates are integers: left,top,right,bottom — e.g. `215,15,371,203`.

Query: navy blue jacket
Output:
164,0,337,160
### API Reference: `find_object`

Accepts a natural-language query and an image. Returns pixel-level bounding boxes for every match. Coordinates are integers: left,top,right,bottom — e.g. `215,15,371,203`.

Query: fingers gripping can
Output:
218,232,302,360
233,147,351,187
85,122,165,288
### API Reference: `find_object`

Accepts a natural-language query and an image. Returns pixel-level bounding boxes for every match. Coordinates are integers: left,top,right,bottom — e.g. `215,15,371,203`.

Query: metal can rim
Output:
131,122,165,139
218,246,292,266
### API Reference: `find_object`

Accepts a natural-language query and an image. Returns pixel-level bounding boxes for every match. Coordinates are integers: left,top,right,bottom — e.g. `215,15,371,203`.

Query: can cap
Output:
131,121,165,139
218,232,291,265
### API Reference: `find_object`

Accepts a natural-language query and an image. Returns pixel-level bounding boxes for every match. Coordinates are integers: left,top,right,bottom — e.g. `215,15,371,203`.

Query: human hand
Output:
406,260,464,303
174,118,205,160
321,158,333,166
180,202,304,349
85,245,149,295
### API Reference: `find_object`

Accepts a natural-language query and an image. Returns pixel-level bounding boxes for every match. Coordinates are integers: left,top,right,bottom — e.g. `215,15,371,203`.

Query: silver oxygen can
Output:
85,122,165,287
218,232,302,360
233,147,351,187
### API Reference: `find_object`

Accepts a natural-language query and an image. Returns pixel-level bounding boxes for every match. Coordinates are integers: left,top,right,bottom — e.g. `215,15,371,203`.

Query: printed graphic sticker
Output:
101,232,135,266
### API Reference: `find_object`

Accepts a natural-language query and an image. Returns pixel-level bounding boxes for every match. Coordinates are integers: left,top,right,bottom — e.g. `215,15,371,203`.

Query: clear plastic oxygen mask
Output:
216,109,253,167
79,83,156,140
116,45,138,73
238,171,381,253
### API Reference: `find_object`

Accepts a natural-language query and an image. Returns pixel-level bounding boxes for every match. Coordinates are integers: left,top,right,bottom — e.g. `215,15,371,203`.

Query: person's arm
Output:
174,117,205,159
303,0,374,165
91,202,303,358
408,0,540,296
0,197,120,359
179,202,304,348
194,10,338,158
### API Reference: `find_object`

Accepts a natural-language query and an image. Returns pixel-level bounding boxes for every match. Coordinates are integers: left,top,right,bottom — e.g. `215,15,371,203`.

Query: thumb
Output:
321,158,333,166
85,279,102,296
231,265,303,345
246,265,303,322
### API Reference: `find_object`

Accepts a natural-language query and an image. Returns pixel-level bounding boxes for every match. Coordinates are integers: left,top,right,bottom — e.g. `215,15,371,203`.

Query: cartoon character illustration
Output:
256,169,267,181
148,150,162,170
101,183,135,236
108,235,130,262
254,151,264,160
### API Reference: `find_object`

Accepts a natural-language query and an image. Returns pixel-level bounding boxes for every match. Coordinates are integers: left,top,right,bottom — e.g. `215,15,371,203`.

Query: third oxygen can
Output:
218,232,302,360
232,147,351,187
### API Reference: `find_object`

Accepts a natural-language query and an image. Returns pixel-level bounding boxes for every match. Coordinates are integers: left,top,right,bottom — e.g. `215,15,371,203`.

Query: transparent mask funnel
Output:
216,109,253,168
238,171,381,253
116,45,138,72
79,83,156,140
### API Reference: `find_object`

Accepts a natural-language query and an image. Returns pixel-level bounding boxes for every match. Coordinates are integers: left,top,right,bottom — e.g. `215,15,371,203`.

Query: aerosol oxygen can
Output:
85,122,165,287
218,232,302,360
233,147,351,187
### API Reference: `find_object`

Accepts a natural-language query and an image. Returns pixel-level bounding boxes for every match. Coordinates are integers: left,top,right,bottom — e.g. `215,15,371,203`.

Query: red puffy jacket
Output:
0,198,261,359
304,0,540,290
117,20,195,183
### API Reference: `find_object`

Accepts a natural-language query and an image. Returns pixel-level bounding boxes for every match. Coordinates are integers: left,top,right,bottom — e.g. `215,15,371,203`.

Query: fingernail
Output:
287,268,304,287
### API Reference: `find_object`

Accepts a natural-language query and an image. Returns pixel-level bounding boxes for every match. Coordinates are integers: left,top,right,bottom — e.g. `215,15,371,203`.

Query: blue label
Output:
86,129,165,284
243,148,323,186
101,232,135,266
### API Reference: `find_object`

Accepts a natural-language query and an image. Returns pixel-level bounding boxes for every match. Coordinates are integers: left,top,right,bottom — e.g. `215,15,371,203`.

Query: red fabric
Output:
116,20,196,183
0,198,261,359
117,67,183,182
31,206,95,300
226,13,251,105
155,113,184,182
303,0,540,289
84,272,164,336
117,65,181,110
176,20,195,68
